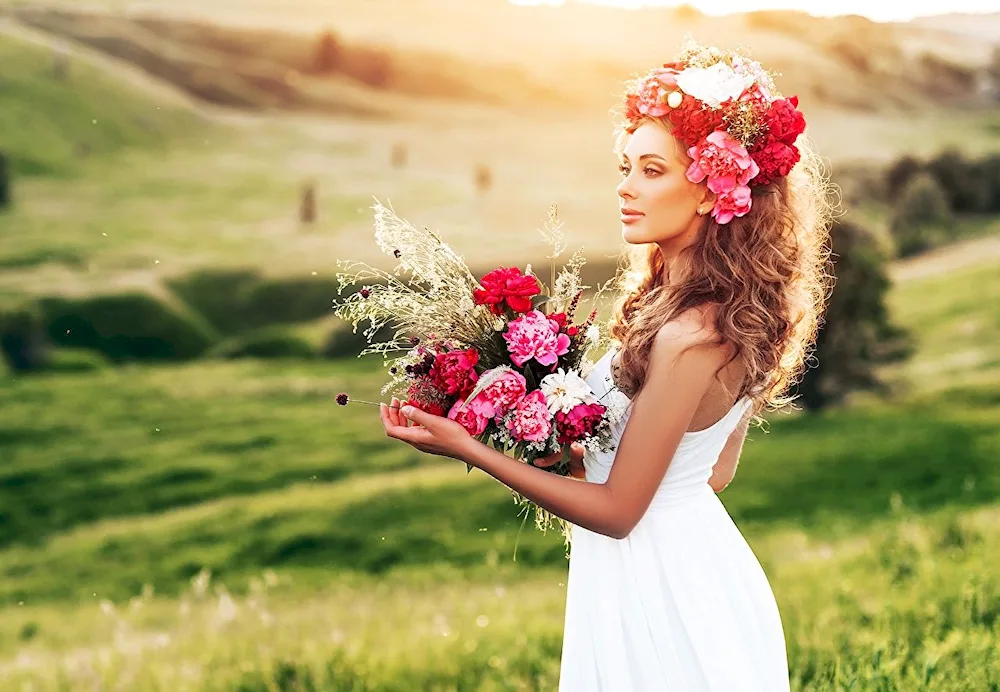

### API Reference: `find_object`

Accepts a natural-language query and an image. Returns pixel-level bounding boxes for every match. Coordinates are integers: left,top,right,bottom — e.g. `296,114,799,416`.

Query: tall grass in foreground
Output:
2,505,997,691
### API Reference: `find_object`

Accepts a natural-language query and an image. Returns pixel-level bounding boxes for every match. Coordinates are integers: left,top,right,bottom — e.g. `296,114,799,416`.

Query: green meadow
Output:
1,17,1000,692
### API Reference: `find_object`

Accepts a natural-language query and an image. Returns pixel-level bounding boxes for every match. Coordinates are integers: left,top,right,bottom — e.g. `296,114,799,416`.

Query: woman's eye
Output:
618,164,630,176
644,167,660,177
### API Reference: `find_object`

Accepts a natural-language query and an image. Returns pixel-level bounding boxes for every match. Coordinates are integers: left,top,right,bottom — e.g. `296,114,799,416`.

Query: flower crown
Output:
622,42,806,224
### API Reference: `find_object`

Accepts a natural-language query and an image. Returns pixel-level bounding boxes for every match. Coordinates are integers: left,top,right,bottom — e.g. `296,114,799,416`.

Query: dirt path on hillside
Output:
0,17,204,111
890,234,1000,283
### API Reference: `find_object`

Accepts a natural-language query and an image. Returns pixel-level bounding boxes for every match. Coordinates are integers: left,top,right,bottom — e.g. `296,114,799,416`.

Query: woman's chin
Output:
621,224,647,245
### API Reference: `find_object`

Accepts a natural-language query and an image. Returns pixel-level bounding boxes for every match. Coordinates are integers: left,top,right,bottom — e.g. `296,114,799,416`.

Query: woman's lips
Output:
620,208,644,223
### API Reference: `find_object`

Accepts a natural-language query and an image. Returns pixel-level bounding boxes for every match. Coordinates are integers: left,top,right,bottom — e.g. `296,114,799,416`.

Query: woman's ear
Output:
696,188,717,217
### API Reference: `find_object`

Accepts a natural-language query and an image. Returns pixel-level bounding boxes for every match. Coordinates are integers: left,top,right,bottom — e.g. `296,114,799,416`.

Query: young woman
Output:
380,41,833,691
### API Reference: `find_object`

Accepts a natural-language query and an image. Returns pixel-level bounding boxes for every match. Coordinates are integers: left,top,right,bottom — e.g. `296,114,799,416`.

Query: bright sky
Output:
509,0,1000,23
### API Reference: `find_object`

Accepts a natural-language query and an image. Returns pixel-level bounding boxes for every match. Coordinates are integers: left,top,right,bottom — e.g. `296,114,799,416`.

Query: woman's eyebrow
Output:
621,153,668,163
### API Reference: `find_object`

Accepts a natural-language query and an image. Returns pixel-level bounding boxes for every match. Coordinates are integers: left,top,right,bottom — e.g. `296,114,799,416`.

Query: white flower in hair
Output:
540,368,596,414
676,61,754,109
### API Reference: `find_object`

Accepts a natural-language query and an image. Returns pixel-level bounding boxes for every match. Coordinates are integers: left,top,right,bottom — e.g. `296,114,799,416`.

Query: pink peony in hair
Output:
503,310,571,369
711,186,753,225
506,389,553,443
686,130,760,194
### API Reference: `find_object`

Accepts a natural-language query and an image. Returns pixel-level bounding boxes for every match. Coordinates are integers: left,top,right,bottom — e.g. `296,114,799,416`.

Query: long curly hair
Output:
609,116,836,418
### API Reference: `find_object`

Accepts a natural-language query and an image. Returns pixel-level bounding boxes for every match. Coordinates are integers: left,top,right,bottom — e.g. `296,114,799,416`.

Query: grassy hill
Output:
2,234,999,605
0,23,202,179
1,250,999,687
1,504,998,689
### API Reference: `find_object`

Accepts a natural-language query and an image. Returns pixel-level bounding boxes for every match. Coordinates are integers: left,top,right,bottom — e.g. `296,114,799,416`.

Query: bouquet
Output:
332,201,624,536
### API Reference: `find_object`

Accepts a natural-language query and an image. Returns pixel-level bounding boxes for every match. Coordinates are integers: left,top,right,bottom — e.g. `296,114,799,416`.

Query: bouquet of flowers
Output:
332,201,622,535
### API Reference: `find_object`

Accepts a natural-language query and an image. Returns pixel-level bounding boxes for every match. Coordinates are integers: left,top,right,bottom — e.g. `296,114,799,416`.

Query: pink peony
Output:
555,401,607,444
429,348,479,399
506,389,553,443
686,130,760,195
637,76,670,118
479,368,527,415
503,310,571,369
447,396,495,436
711,185,753,225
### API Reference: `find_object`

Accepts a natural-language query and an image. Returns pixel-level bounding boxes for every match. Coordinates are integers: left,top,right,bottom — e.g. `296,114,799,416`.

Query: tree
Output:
925,149,976,212
312,29,341,74
986,43,1000,99
796,219,910,411
889,171,954,257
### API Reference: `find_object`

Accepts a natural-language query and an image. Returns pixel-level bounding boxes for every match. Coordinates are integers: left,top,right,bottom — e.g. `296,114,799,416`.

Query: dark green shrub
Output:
0,150,10,209
166,268,261,335
321,319,394,360
38,292,218,362
246,276,338,325
797,218,910,410
925,149,976,212
207,326,315,360
0,305,50,372
884,154,923,201
166,269,338,336
889,172,954,258
981,153,1000,212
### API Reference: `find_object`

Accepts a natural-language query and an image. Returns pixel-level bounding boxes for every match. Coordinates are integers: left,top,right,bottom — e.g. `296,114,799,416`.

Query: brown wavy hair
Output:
609,116,836,419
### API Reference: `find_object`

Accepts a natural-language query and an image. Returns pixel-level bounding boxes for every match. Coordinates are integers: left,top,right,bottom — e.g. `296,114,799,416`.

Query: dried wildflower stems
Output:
333,200,500,357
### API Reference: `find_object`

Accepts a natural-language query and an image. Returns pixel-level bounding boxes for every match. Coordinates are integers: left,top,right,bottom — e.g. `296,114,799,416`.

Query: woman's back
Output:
560,345,787,691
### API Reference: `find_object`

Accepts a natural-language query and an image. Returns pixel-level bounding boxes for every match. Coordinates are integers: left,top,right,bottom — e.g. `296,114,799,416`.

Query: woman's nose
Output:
617,177,634,200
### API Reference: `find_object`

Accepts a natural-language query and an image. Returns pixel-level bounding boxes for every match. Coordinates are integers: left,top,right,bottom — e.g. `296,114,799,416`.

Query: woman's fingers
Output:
533,451,562,468
379,402,394,433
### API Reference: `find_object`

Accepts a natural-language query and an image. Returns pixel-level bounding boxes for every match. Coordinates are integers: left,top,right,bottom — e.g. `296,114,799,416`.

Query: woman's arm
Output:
708,413,750,493
462,314,731,539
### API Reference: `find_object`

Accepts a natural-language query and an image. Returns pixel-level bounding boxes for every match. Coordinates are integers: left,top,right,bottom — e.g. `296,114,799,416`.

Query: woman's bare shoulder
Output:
653,305,725,350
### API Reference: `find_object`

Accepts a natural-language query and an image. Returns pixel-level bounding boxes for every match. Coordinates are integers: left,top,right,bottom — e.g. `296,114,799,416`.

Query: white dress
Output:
558,349,790,691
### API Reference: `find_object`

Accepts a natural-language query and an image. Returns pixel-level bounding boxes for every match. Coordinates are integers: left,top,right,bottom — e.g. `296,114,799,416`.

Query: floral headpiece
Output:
623,41,806,224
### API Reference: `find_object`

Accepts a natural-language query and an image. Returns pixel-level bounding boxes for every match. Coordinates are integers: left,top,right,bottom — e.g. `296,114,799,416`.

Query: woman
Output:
380,41,833,691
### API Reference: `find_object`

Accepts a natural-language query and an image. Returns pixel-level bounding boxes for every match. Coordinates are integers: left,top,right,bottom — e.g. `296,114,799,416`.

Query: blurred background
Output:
1,0,999,689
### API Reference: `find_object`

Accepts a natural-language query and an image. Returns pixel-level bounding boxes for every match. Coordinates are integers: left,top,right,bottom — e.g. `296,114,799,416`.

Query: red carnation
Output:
429,348,480,399
473,267,541,316
667,94,725,149
548,312,568,331
752,141,801,186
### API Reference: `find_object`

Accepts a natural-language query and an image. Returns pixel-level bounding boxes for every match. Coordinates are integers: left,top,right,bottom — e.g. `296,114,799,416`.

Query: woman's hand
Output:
380,397,476,463
535,443,587,480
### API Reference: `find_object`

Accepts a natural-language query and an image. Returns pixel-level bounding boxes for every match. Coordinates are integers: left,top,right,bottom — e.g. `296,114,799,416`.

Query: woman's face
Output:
616,121,713,248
